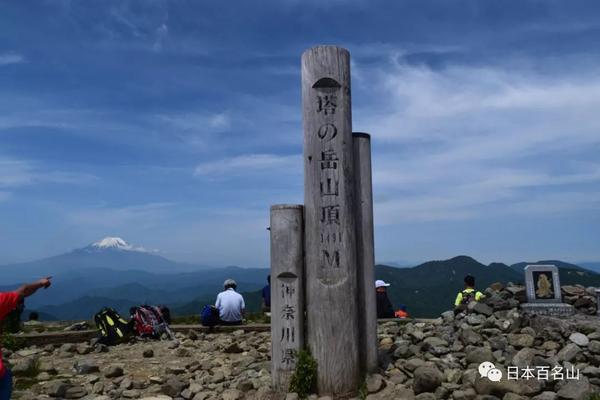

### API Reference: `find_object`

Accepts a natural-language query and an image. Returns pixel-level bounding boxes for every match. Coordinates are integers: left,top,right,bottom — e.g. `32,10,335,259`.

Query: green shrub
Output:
358,380,368,400
289,350,317,399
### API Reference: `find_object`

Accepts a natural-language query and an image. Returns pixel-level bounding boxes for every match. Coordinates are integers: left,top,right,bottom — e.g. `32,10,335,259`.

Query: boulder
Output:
588,340,600,354
412,366,443,394
507,334,534,348
557,344,581,362
45,380,68,397
562,286,585,297
143,349,154,358
511,348,537,369
104,365,124,378
366,373,385,393
569,332,589,347
556,377,591,400
222,389,243,400
461,329,483,345
466,348,494,365
161,377,187,397
11,357,37,375
73,360,99,374
468,301,493,316
64,385,87,399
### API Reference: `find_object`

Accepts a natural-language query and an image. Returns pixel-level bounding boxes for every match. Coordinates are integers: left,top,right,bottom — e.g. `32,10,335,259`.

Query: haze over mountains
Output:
1,237,598,320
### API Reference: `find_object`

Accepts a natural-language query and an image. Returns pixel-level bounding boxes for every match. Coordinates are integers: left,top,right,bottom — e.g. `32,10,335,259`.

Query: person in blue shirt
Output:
261,275,271,314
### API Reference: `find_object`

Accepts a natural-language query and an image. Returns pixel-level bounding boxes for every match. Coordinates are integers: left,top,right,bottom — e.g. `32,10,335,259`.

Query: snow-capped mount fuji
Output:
84,237,150,253
0,237,202,284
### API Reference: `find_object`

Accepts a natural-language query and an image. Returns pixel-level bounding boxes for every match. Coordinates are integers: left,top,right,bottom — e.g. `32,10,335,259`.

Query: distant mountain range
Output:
1,237,598,320
579,262,600,274
379,256,600,317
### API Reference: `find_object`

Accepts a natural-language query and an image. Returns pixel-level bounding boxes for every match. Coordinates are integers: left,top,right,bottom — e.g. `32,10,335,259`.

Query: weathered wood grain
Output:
302,45,360,396
353,132,378,373
270,204,305,391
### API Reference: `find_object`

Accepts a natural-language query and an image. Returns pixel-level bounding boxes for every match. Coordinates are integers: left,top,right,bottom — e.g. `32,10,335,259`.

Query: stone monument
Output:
521,264,574,316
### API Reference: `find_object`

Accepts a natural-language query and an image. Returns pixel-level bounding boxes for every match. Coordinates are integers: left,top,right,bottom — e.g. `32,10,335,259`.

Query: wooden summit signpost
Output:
270,45,377,397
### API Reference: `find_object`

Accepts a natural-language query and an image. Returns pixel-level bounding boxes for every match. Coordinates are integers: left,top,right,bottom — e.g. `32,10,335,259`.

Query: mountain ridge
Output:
4,238,598,320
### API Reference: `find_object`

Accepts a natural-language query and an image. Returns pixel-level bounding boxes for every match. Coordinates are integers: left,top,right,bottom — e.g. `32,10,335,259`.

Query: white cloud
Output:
158,111,231,131
0,157,97,188
153,23,169,51
68,202,174,228
0,53,24,66
351,58,600,223
194,153,301,177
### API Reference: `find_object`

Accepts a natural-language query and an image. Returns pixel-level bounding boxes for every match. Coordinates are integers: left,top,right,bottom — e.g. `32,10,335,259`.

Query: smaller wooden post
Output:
270,204,305,391
353,132,378,373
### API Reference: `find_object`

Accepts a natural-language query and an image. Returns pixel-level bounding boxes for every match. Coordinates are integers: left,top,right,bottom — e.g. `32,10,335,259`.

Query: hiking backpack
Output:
200,305,219,327
130,305,174,339
158,305,171,324
94,307,132,345
461,290,476,305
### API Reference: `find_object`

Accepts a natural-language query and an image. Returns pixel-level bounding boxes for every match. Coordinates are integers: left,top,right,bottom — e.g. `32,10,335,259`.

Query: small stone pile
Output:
560,285,598,316
473,281,598,315
371,282,600,400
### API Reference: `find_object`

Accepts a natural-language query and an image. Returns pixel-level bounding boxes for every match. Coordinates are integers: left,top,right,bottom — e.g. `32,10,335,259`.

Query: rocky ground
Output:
5,282,600,400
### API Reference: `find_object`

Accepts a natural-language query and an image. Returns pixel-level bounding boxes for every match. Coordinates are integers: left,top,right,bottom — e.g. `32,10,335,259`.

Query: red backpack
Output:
130,305,166,338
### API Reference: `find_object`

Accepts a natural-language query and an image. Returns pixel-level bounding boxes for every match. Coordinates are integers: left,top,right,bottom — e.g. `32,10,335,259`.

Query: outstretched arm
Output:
15,277,52,299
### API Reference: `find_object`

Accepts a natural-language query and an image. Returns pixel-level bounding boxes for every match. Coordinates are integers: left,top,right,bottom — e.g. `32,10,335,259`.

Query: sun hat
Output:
375,279,390,288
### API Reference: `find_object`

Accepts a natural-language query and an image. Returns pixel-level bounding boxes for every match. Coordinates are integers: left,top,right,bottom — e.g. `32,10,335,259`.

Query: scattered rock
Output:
161,377,186,397
223,342,243,353
143,349,154,358
412,366,442,394
556,377,591,399
64,321,89,331
45,380,68,397
366,373,385,393
104,365,124,378
73,359,99,374
569,332,589,347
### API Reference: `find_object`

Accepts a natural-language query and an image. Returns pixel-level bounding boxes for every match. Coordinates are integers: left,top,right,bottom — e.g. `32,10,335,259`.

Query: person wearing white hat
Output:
375,279,395,318
215,278,245,325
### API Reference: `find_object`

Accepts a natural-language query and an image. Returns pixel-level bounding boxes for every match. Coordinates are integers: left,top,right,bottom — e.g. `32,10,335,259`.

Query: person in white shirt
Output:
215,279,245,325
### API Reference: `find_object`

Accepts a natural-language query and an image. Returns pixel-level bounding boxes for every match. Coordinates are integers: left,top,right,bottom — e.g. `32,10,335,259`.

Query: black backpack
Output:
461,290,476,305
94,307,132,345
158,305,171,325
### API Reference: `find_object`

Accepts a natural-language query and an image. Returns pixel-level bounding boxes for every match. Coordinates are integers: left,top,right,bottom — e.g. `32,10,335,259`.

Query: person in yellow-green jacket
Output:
454,275,485,312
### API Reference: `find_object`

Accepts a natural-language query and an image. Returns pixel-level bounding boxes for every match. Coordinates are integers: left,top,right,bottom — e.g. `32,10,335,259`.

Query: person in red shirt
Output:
0,277,52,400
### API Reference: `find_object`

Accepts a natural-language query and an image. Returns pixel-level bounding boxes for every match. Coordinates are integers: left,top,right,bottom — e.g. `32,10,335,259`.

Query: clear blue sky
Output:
1,1,599,267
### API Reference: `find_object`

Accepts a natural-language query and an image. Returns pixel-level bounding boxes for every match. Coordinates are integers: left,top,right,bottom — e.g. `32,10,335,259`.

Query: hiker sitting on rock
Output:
215,279,245,326
0,277,52,400
376,280,396,318
454,275,485,313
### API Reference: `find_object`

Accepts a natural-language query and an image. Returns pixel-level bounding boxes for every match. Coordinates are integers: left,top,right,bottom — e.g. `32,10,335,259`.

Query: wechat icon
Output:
478,361,503,382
